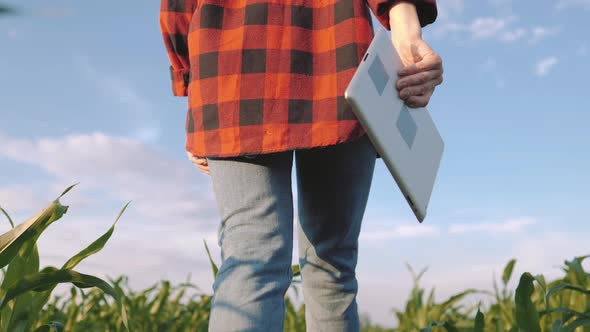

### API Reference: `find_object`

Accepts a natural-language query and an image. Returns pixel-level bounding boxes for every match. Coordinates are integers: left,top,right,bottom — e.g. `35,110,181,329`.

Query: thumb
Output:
399,42,440,76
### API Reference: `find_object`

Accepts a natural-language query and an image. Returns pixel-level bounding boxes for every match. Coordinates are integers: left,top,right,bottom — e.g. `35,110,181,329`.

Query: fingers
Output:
197,164,210,175
405,90,434,108
398,56,443,77
186,151,210,175
396,69,443,90
398,74,443,102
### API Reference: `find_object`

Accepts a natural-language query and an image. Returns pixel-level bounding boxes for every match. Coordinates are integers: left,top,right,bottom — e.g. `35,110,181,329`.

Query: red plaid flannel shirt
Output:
160,0,437,158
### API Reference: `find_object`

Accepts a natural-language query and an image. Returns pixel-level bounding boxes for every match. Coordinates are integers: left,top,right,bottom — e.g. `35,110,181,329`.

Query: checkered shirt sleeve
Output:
367,0,437,29
160,0,198,97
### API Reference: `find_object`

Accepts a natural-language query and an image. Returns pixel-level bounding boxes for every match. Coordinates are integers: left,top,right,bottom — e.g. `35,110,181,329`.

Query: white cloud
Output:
0,186,45,215
0,131,226,318
500,28,527,43
470,17,510,39
508,231,590,274
428,0,467,40
36,214,221,309
496,24,560,44
529,26,561,44
480,57,506,89
534,57,559,77
449,217,537,234
434,15,526,43
74,55,160,143
0,132,218,229
430,9,559,46
436,0,465,20
0,131,223,311
556,0,590,10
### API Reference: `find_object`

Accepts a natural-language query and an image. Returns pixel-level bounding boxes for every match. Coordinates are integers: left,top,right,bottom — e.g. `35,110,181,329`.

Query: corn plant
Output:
392,263,480,331
6,186,587,331
0,185,129,332
36,239,304,331
30,246,590,331
38,274,212,332
412,257,590,332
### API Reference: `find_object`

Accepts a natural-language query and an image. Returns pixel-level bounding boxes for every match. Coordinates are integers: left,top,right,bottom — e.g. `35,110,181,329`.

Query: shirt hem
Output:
185,128,368,159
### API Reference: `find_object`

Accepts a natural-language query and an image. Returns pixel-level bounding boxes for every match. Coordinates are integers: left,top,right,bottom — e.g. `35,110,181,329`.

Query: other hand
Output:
187,151,210,175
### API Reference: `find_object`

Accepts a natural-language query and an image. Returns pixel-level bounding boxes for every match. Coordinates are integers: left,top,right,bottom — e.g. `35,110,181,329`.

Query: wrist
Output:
388,1,422,41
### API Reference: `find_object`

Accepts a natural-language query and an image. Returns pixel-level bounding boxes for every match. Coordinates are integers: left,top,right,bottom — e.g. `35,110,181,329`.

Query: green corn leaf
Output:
0,240,40,332
546,283,590,304
27,201,129,331
532,274,547,296
502,259,517,286
430,288,478,319
561,317,590,332
551,318,564,332
57,184,77,199
0,206,14,229
564,258,589,288
405,262,428,284
63,201,129,270
149,280,171,316
474,305,485,332
203,240,218,279
31,202,129,296
33,321,64,332
0,208,45,269
171,288,186,306
0,268,129,331
419,320,458,332
0,196,69,269
544,307,590,320
0,192,69,332
515,272,541,332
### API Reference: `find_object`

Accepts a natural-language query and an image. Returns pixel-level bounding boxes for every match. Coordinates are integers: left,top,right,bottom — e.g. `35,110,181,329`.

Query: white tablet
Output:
344,27,444,223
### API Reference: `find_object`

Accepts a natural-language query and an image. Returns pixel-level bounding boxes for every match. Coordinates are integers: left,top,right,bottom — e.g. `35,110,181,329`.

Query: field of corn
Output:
1,186,589,332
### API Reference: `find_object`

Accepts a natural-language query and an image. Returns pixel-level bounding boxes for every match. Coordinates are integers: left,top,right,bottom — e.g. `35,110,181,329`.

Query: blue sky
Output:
1,0,589,327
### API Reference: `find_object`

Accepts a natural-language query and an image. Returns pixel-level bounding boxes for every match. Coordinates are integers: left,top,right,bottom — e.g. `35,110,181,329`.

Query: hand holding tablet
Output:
344,28,444,223
388,1,444,109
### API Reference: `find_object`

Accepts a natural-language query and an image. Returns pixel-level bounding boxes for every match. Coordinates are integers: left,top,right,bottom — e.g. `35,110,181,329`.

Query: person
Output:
160,0,442,330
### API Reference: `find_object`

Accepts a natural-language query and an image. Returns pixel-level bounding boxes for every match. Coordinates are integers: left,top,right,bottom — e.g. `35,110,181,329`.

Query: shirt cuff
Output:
375,0,438,30
170,66,190,97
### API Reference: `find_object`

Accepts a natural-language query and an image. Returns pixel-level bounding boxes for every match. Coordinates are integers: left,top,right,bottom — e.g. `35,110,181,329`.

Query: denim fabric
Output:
206,135,377,332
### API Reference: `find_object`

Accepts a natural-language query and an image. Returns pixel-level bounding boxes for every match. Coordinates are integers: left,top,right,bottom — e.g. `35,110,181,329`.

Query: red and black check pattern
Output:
161,0,437,157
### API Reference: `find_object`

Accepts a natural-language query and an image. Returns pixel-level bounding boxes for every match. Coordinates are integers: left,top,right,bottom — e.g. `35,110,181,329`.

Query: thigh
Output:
207,151,295,260
206,152,296,331
295,135,377,268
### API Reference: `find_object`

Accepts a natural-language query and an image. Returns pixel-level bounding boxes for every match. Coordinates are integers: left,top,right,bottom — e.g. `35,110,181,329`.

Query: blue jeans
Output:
206,135,377,332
